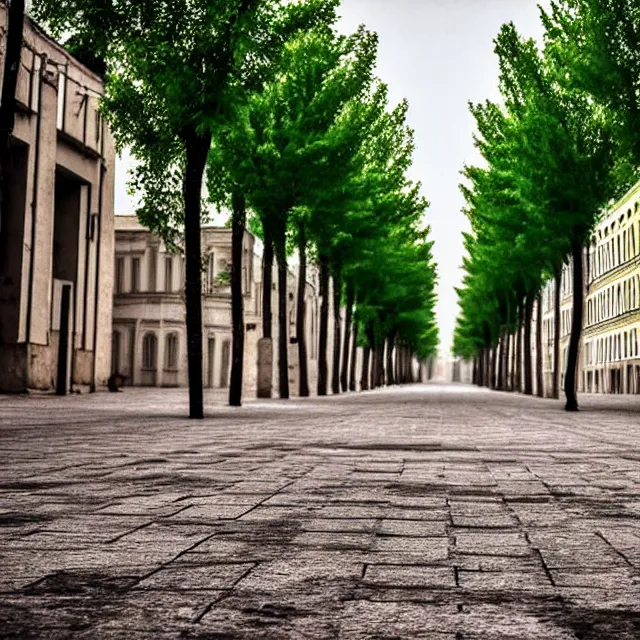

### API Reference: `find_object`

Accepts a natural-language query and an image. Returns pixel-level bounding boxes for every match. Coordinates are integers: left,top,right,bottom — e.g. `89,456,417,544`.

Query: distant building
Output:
112,216,321,396
0,6,116,393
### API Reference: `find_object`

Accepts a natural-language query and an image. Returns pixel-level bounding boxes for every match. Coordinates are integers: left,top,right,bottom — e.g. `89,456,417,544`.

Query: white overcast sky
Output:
114,0,549,356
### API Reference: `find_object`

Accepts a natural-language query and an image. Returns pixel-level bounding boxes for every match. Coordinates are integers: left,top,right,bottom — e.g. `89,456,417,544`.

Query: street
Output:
1,385,639,639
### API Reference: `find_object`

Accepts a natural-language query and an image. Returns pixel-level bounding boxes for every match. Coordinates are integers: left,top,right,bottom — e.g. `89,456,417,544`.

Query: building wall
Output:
539,180,640,396
0,6,115,392
582,183,640,394
113,219,333,397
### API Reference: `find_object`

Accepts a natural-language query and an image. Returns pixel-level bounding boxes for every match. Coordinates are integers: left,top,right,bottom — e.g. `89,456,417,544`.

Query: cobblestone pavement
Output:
1,385,639,639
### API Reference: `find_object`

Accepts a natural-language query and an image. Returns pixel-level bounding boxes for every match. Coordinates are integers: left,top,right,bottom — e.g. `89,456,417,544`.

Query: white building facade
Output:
112,217,324,397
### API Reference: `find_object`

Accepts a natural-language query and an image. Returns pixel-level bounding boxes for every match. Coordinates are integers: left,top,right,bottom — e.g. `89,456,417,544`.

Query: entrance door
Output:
208,338,216,388
56,284,72,396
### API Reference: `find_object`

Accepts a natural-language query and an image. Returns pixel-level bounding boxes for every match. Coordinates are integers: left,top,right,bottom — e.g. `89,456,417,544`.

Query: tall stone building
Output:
540,180,640,395
0,6,116,393
112,216,323,397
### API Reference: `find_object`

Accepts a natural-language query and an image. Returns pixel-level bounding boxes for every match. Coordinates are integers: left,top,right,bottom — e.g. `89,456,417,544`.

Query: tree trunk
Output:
366,326,377,389
228,193,245,407
503,330,511,391
536,291,544,398
524,293,534,395
483,347,490,387
472,357,478,385
490,344,498,390
317,254,329,396
370,341,378,390
296,223,309,397
182,128,211,419
477,350,484,387
552,267,562,399
360,346,370,391
516,311,523,392
375,341,385,387
510,333,516,391
0,0,25,237
565,243,584,411
262,227,274,339
497,337,504,391
348,313,358,391
331,267,342,395
407,349,414,382
340,282,354,392
275,234,289,400
386,331,396,386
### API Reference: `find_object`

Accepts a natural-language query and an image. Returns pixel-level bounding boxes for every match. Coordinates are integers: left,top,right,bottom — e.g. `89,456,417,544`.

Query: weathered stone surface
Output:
0,384,639,638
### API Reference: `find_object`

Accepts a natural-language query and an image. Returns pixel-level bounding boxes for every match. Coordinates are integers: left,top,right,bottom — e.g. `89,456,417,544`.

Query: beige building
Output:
582,183,640,394
0,7,116,393
540,180,640,396
112,216,322,397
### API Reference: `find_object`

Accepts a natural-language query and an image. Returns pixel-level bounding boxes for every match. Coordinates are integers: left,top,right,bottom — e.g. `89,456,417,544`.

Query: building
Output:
540,180,640,395
0,6,116,393
112,216,322,397
582,183,640,394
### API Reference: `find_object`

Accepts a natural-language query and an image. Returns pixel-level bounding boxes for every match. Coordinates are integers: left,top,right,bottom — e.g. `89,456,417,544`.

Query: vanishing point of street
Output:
1,385,639,639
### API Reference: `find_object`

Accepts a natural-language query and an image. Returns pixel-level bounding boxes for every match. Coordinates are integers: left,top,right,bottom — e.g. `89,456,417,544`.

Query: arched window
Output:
142,333,157,370
165,333,179,370
112,331,121,374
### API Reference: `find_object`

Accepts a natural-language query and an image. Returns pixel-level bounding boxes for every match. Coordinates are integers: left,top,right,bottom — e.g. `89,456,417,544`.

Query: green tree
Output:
34,0,337,415
231,25,377,399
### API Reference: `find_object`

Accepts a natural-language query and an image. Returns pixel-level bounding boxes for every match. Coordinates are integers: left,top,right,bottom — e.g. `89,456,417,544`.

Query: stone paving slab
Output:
1,384,640,638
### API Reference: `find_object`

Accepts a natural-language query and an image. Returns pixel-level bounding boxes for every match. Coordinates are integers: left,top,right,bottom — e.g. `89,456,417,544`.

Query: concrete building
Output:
0,6,116,393
540,180,640,396
112,217,321,397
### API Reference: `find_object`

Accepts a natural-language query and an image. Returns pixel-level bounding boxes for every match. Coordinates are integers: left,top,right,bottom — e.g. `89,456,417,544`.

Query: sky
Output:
114,0,549,357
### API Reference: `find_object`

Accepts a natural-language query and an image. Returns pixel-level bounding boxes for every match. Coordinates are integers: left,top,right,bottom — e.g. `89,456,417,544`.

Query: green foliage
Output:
34,0,439,370
453,10,633,363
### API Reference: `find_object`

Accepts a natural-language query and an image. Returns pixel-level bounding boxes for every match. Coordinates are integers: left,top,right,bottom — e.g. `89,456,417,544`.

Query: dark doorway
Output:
53,170,82,285
0,142,29,345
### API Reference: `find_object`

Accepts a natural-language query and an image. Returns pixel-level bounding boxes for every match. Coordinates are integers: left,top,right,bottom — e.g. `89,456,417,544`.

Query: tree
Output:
34,0,338,415
237,25,377,398
455,18,623,412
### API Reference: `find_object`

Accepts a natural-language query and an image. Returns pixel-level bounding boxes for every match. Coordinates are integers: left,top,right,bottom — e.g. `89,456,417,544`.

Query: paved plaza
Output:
0,385,639,639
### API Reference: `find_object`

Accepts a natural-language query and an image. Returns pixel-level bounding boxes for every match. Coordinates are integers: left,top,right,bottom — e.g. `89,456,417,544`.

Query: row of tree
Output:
31,0,439,417
453,0,640,411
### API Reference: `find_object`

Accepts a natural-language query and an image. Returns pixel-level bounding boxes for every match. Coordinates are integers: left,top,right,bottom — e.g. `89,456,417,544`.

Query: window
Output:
206,252,215,293
165,333,179,370
116,257,125,294
165,256,173,292
142,333,157,370
148,248,157,292
131,257,140,293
